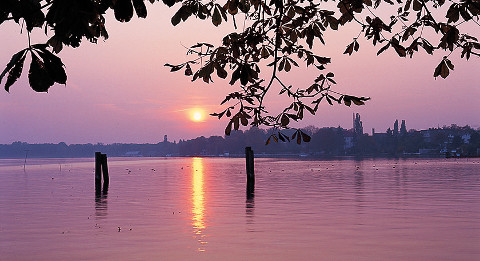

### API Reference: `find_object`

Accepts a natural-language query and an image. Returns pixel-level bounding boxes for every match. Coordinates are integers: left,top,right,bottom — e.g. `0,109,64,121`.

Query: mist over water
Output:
1,157,479,260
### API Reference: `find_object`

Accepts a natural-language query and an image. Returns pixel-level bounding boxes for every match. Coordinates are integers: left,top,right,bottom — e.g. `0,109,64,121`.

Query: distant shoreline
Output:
1,154,469,160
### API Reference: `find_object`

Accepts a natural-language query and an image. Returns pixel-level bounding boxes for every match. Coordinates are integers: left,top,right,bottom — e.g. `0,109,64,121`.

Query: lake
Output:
1,157,479,260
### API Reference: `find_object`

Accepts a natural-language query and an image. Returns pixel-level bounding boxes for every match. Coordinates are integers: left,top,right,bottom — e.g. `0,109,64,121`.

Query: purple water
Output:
1,157,479,260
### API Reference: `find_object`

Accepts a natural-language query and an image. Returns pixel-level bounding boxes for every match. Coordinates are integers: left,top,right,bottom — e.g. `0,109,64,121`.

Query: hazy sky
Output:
1,5,479,144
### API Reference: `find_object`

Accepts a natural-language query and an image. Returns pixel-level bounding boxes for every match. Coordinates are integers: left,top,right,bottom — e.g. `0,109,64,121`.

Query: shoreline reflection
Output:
191,157,207,251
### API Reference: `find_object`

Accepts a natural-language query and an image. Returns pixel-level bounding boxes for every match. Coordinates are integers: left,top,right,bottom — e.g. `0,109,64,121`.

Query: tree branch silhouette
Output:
1,0,478,143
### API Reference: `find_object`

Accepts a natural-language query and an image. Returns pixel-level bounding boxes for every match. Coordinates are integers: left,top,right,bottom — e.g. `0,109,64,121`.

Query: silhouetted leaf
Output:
412,0,422,11
325,95,333,105
305,105,315,115
216,64,227,79
166,64,183,72
459,8,472,21
291,131,297,143
36,48,67,85
280,132,290,142
225,121,232,135
114,0,134,22
421,39,434,54
445,58,454,70
260,46,270,59
343,41,355,55
171,8,182,25
3,50,27,92
434,60,450,78
351,97,365,105
272,134,278,143
446,4,460,23
132,0,148,18
391,39,406,57
316,56,331,64
284,60,291,72
1,48,28,88
301,131,311,142
47,36,63,53
281,114,289,126
21,0,45,31
185,63,192,76
405,0,412,10
439,25,459,51
212,7,222,26
29,53,54,92
234,115,240,130
461,44,473,60
278,59,285,72
162,0,176,7
241,115,248,126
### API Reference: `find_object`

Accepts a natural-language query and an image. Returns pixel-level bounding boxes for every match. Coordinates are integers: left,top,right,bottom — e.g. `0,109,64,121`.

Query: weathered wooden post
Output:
245,147,255,196
101,153,109,192
95,152,102,192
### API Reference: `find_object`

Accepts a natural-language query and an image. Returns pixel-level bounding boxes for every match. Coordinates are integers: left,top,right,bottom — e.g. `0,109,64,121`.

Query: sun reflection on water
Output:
191,157,207,251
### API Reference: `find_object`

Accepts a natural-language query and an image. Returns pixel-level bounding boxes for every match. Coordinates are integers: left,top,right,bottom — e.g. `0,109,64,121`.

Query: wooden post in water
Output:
245,147,255,191
101,153,109,192
95,152,102,192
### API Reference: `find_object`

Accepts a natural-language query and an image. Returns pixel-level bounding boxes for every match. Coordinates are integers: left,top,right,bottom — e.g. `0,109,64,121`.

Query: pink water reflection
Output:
191,157,208,251
1,158,479,260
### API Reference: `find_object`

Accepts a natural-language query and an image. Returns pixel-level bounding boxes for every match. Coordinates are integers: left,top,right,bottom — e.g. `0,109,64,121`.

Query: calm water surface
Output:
0,157,479,260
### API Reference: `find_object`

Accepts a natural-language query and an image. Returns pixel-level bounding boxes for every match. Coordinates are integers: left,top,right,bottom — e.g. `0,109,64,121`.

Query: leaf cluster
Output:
163,0,477,143
165,0,378,143
1,0,162,92
1,44,66,92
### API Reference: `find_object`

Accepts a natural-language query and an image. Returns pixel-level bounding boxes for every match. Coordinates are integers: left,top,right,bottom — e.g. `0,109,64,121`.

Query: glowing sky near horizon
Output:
0,4,479,144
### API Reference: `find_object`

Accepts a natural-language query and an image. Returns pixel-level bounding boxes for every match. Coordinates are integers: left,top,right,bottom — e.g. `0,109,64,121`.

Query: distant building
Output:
164,135,168,143
421,130,432,143
353,113,363,136
125,151,143,157
419,148,439,155
373,132,389,139
400,120,407,136
386,128,393,136
344,136,354,150
393,120,399,136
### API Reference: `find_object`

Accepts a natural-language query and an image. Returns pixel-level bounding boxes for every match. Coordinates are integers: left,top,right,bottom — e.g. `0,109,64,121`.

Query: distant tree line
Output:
1,124,479,159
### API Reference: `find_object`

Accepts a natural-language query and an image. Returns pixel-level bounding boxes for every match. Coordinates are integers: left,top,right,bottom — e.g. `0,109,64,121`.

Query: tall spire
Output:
393,119,399,136
354,113,363,136
400,120,407,136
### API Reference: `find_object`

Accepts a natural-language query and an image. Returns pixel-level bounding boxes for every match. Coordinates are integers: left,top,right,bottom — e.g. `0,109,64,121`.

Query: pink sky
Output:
1,5,479,144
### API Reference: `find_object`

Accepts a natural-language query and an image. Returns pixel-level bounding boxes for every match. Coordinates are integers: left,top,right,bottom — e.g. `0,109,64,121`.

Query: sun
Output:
193,111,202,121
191,109,204,122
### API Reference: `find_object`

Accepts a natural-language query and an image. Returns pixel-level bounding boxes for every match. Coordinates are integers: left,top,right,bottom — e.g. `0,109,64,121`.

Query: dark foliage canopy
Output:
1,0,479,143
